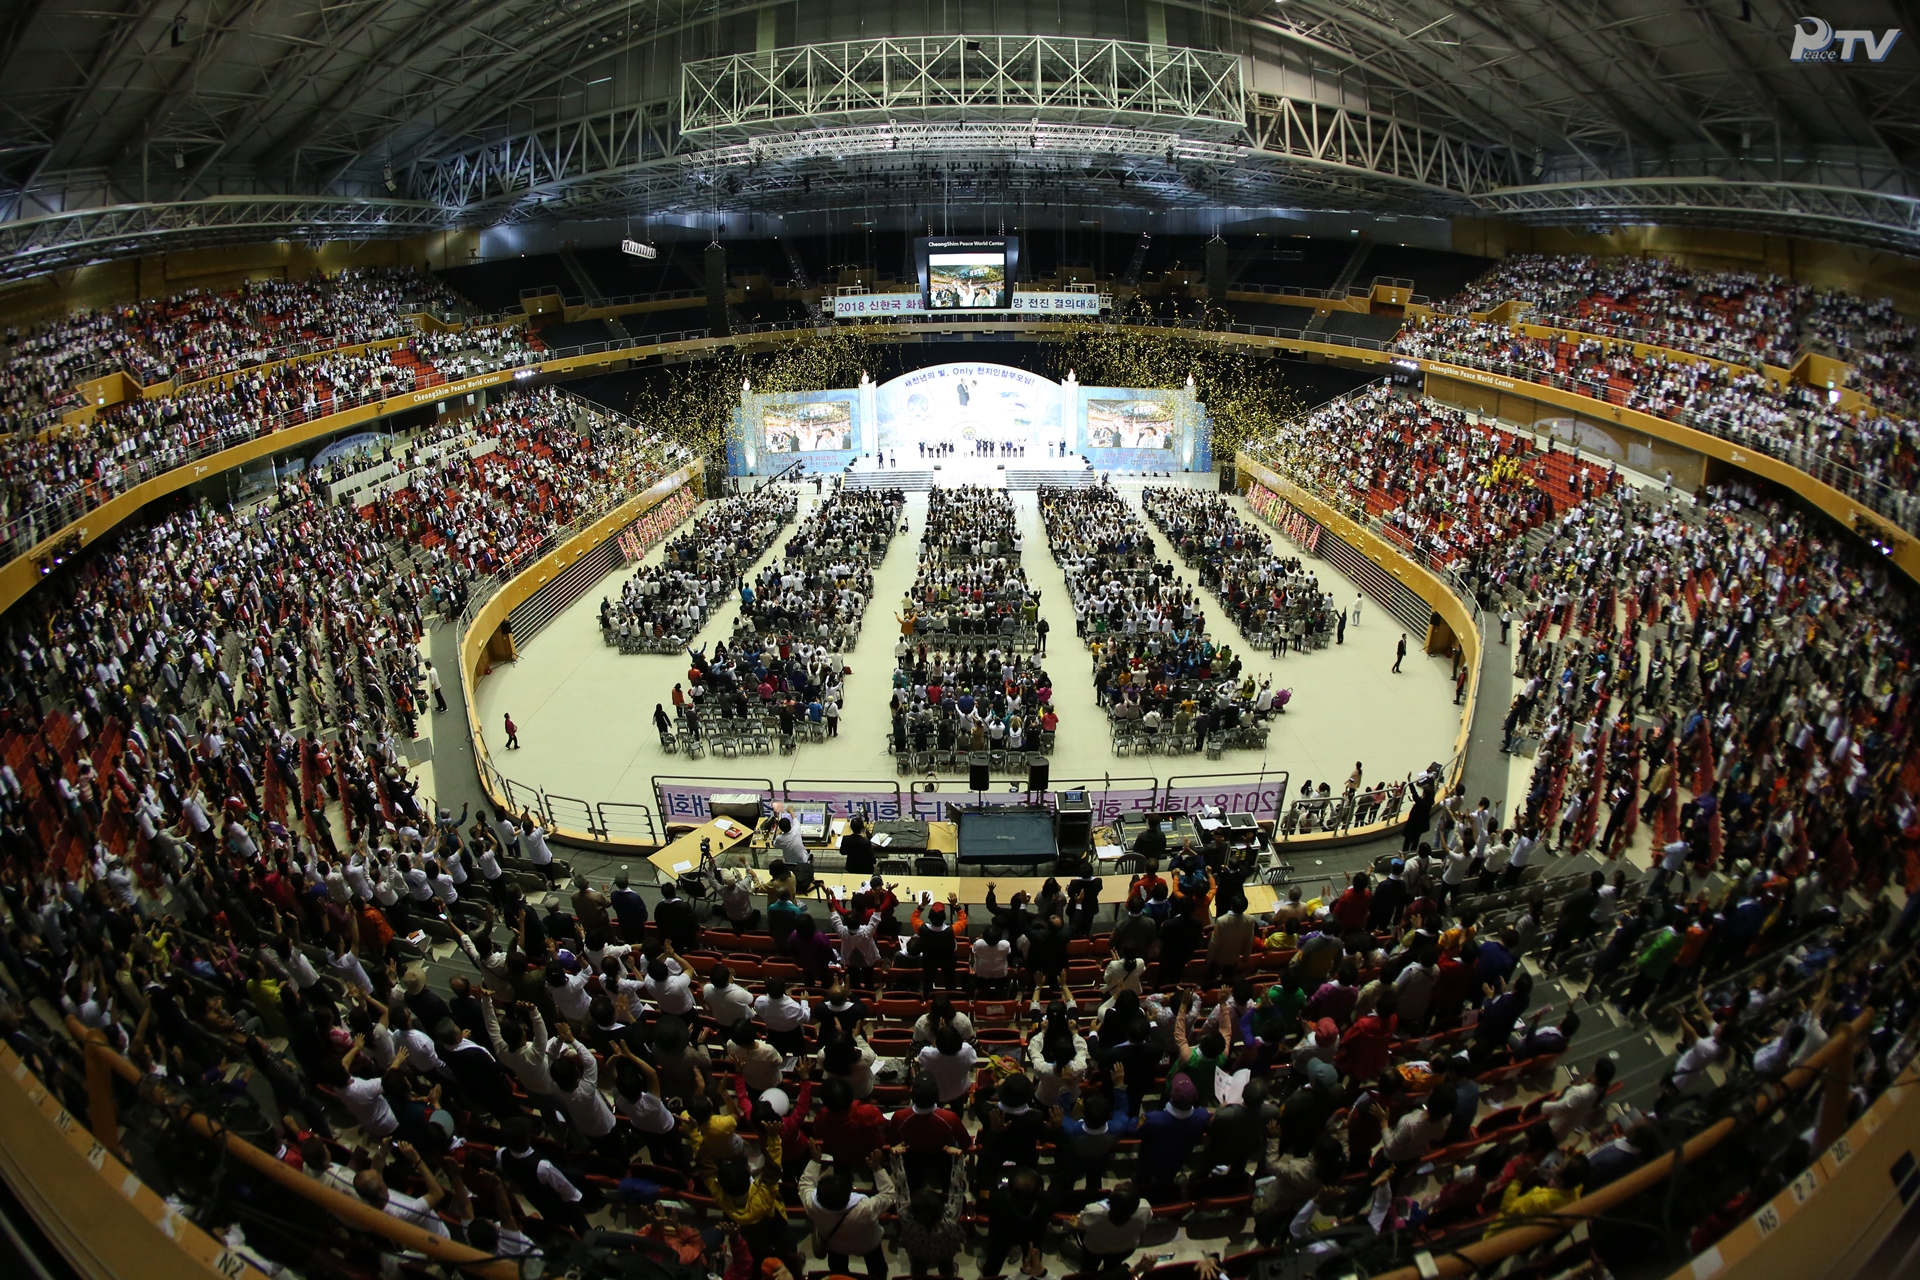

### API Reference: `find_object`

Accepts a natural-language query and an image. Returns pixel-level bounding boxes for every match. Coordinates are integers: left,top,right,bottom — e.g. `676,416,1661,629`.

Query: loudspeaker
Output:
968,754,990,791
1054,792,1094,854
1218,464,1235,494
1027,759,1050,793
705,242,732,337
1205,237,1227,308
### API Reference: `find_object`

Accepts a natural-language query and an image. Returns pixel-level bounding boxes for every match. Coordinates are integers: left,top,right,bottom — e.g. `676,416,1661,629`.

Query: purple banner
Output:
1162,781,1286,821
783,789,904,820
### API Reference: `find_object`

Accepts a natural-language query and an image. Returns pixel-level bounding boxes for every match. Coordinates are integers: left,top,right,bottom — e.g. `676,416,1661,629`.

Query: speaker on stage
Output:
969,754,991,792
1218,464,1235,494
1027,759,1049,793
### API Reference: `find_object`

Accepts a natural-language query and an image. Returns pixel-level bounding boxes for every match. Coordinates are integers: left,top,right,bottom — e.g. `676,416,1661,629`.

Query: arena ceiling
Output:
0,0,1915,279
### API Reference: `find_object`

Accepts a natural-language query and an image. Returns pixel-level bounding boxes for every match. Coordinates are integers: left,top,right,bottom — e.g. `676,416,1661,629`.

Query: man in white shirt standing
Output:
799,1141,899,1280
772,815,813,892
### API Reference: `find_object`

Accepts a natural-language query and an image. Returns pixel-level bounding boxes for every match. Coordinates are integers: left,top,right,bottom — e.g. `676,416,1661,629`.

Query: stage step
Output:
842,468,935,492
1007,468,1098,490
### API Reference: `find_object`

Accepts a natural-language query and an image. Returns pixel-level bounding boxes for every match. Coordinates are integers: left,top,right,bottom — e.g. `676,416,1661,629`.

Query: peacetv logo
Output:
1790,16,1902,61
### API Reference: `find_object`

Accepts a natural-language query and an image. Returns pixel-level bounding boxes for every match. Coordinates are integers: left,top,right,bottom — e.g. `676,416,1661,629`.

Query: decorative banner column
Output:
1062,368,1081,455
859,370,878,456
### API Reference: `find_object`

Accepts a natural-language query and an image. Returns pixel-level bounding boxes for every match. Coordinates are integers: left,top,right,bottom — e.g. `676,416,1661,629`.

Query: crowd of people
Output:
889,487,1058,762
1039,483,1278,750
0,269,564,567
7,711,1910,1280
1244,384,1612,570
734,488,903,649
0,266,471,428
1435,254,1811,366
1405,255,1920,531
0,250,1916,1280
360,388,671,581
603,489,796,652
1141,487,1340,654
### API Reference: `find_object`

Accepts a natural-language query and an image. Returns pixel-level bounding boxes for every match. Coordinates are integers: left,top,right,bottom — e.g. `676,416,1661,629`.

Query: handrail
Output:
65,1018,514,1279
1368,1007,1879,1280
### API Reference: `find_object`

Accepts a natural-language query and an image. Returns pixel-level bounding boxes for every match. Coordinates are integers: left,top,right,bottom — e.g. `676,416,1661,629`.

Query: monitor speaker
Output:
1027,760,1050,793
969,755,991,791
1055,809,1093,854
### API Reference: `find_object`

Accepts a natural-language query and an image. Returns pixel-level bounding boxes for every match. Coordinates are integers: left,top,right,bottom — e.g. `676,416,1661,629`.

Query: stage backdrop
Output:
729,362,1209,475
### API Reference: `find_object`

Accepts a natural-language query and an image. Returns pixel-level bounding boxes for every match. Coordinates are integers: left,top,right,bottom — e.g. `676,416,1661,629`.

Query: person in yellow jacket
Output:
1485,1153,1588,1238
706,1126,789,1268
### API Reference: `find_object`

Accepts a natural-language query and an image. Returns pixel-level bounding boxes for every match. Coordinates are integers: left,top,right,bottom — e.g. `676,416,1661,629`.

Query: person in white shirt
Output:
913,1025,978,1105
1504,826,1539,889
642,954,696,1016
771,815,813,889
608,1045,679,1162
753,979,811,1055
1662,1006,1727,1099
402,855,434,903
353,1142,449,1237
828,902,882,980
329,941,374,995
971,927,1014,994
546,961,592,1025
703,966,757,1028
393,1009,453,1080
520,814,557,886
337,1045,398,1137
727,1022,787,1092
799,1143,899,1280
1076,1190,1149,1270
481,998,558,1105
548,1023,618,1146
428,859,459,905
1542,1058,1613,1139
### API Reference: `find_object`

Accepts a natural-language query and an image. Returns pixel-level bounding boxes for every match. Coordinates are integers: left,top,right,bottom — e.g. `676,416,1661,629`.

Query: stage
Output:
832,450,1194,491
729,359,1212,482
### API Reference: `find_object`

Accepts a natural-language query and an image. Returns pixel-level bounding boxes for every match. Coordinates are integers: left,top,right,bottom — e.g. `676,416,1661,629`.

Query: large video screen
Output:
762,398,854,453
918,237,1018,311
1087,397,1177,451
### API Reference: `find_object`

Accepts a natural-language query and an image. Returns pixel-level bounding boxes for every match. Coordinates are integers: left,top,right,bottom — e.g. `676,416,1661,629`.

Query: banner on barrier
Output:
1162,781,1287,820
831,291,1103,318
659,781,1281,828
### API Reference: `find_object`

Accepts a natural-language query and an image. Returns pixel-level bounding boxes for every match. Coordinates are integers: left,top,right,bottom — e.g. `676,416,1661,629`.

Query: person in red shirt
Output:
1336,990,1399,1083
1329,873,1371,934
888,1077,969,1191
811,1075,888,1176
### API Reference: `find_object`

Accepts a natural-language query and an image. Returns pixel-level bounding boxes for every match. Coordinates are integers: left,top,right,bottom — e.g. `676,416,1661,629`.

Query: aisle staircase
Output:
1007,468,1097,490
843,468,935,492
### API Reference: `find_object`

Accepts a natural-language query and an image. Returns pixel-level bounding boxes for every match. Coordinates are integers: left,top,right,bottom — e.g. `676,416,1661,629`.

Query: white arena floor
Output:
470,474,1463,820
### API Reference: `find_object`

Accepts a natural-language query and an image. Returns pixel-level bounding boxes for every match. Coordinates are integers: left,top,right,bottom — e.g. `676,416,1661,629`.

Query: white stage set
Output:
726,361,1212,489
